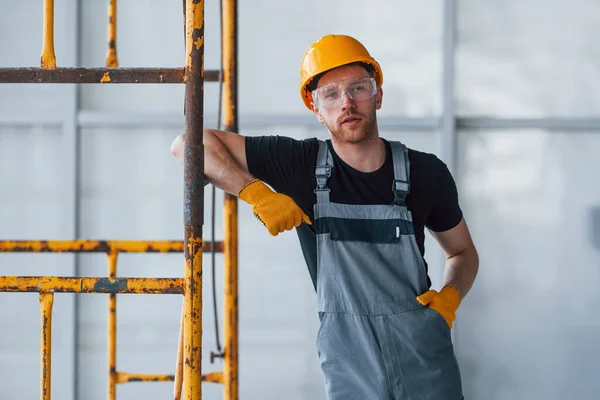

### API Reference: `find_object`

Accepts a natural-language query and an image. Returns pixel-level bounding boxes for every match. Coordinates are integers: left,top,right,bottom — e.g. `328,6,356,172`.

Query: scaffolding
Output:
0,1,239,399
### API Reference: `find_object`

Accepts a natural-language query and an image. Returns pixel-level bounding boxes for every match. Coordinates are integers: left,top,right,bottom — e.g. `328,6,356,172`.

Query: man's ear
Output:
311,102,325,123
375,86,383,110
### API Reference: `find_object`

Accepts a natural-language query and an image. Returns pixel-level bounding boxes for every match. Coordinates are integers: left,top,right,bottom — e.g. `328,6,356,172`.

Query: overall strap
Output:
314,140,332,204
390,141,410,206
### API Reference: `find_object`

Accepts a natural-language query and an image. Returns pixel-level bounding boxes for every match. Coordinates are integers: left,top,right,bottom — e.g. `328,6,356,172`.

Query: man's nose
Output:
340,91,355,111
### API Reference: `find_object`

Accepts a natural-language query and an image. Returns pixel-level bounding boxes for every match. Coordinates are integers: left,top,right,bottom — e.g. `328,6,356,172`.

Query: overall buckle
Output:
392,179,410,205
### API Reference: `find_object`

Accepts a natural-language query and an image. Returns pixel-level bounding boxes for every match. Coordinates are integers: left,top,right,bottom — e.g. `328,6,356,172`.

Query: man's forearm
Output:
171,131,254,196
203,132,254,195
443,245,479,299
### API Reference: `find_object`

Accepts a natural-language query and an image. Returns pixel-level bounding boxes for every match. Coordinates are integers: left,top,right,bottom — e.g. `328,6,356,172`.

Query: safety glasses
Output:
312,77,377,109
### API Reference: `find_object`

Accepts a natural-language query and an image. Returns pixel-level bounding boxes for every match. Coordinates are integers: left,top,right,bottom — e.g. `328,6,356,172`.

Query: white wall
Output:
1,0,600,399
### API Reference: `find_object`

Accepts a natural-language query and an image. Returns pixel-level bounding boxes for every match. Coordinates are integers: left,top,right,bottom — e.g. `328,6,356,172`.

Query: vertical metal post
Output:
183,1,205,399
442,0,458,344
65,1,82,399
173,303,185,400
106,0,118,67
222,0,239,398
41,0,57,69
107,251,119,400
40,293,55,400
441,0,457,175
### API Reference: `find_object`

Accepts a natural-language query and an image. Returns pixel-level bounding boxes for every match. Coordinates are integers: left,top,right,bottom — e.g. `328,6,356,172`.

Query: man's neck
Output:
330,136,386,173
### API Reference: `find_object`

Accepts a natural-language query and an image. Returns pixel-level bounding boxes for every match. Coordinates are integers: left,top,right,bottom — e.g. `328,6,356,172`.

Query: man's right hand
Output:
237,179,311,236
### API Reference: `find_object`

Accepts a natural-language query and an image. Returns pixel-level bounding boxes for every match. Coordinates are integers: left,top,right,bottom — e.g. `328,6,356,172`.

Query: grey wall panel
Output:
77,0,441,117
455,130,600,399
79,0,222,115
456,0,600,117
238,0,442,117
78,127,187,399
0,0,72,112
0,126,74,400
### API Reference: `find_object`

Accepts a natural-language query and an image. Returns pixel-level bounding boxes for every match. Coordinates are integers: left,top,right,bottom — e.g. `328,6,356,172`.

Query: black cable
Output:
211,0,225,357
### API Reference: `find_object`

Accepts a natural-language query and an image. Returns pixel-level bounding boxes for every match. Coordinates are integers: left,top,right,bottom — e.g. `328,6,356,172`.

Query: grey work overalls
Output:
313,140,463,400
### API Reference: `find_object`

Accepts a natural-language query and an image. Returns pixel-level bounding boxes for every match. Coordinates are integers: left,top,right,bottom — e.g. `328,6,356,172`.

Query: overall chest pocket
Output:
316,217,413,244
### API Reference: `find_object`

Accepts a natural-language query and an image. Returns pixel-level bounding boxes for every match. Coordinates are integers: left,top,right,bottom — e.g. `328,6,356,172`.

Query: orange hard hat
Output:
299,34,383,110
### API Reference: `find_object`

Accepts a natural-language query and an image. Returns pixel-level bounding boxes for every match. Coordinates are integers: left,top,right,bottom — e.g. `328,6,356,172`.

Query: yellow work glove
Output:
237,179,311,236
416,285,461,329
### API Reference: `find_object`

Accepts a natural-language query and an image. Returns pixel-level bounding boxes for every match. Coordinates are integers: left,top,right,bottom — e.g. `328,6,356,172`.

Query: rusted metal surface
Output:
0,0,244,399
223,196,239,399
108,252,118,400
222,0,238,134
0,277,184,294
0,240,223,253
0,68,220,84
222,0,239,398
202,372,224,384
106,0,118,67
173,302,185,399
115,372,175,383
41,0,56,69
183,0,206,398
183,230,203,399
39,293,54,400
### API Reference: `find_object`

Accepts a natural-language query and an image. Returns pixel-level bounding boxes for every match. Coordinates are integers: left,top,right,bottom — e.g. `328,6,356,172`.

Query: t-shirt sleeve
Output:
425,158,463,232
244,135,318,196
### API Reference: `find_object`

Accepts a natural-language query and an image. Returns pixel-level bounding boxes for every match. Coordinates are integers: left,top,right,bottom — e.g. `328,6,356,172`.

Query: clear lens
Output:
312,77,377,109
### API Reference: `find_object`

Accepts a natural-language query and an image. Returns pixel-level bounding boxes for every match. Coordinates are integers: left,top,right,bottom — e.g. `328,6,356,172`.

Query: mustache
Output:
338,112,365,124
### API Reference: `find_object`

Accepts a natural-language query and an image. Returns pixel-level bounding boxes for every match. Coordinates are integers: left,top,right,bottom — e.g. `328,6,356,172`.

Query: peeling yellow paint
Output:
203,372,224,384
100,72,112,83
0,240,185,253
0,276,183,294
187,236,203,253
193,3,205,30
40,292,54,400
194,36,204,51
41,0,57,70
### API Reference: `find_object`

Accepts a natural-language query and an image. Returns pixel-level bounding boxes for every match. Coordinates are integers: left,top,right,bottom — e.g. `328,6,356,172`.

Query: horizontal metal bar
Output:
77,111,441,130
202,372,224,384
457,117,600,131
115,372,175,384
0,240,223,253
0,68,220,84
0,112,62,127
113,371,223,384
0,276,183,294
76,113,600,131
78,110,186,128
5,112,600,132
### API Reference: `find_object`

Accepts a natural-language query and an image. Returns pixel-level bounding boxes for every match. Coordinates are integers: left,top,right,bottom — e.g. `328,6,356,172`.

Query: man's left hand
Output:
416,285,462,329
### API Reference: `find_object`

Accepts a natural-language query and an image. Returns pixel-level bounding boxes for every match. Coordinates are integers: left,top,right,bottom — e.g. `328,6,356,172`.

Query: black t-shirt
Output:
245,135,463,290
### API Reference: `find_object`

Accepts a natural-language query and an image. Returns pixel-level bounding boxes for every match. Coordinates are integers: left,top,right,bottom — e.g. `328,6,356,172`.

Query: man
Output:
172,34,479,400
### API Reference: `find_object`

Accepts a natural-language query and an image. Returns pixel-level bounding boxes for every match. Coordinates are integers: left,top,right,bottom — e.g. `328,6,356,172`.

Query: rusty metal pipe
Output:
222,0,239,398
0,68,221,84
223,196,239,400
173,301,185,399
40,293,54,400
107,252,118,400
0,240,223,253
202,372,223,384
183,1,206,398
106,0,118,67
115,372,176,383
0,277,184,294
41,0,56,69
